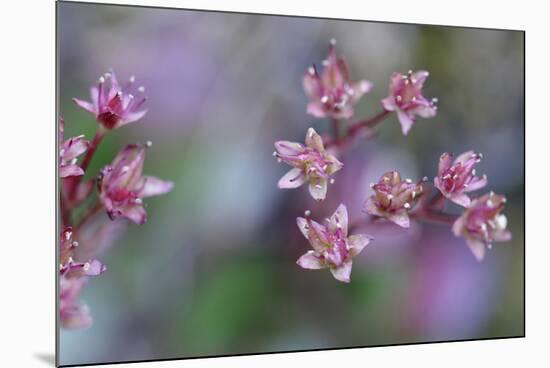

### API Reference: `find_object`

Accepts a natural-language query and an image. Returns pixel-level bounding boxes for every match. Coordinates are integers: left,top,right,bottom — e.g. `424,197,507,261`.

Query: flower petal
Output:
120,204,147,225
305,128,325,152
438,152,453,175
350,80,373,103
348,234,372,256
465,237,486,261
328,203,348,236
306,102,327,118
303,72,322,100
463,175,488,192
138,176,174,198
278,168,306,189
296,251,326,269
274,141,304,156
381,96,396,111
72,98,96,115
308,178,328,201
363,197,384,217
396,109,415,135
448,193,471,208
330,261,352,283
121,109,148,125
388,210,410,228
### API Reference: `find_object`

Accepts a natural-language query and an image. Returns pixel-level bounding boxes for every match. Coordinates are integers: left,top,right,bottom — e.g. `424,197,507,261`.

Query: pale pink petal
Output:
296,251,326,269
387,72,403,93
348,234,372,256
328,203,348,236
412,70,429,89
455,150,475,165
333,105,354,120
60,164,84,178
72,98,96,115
61,305,92,329
309,178,328,201
306,102,327,118
438,152,453,175
138,176,174,198
388,210,410,228
121,109,148,125
381,96,396,111
330,261,352,283
448,193,471,208
493,229,512,242
296,217,309,239
463,175,488,192
304,128,325,152
363,197,385,217
307,219,331,252
452,216,465,237
274,141,304,156
396,109,415,135
412,104,437,118
303,72,322,100
62,137,89,161
466,237,486,261
120,204,147,225
278,168,306,189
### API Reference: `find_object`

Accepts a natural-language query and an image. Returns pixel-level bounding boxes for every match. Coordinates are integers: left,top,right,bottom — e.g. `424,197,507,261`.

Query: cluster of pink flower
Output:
59,71,173,328
274,40,511,283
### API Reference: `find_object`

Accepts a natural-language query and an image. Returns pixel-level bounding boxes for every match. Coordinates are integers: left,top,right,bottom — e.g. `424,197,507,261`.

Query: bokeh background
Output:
58,2,524,366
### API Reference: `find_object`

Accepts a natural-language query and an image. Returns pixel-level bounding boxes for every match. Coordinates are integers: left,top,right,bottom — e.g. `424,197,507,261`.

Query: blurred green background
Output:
58,2,524,365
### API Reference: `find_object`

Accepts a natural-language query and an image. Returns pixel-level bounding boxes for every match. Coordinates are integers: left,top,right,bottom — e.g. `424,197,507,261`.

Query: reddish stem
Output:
325,110,390,149
412,210,457,226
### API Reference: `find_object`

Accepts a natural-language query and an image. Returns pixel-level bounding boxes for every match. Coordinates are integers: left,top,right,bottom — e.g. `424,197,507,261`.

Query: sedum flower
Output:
296,204,373,283
59,227,106,329
381,70,437,135
434,151,487,207
452,192,511,261
274,127,343,201
363,171,424,228
303,39,372,120
73,70,147,130
98,144,174,225
60,227,106,278
59,117,89,178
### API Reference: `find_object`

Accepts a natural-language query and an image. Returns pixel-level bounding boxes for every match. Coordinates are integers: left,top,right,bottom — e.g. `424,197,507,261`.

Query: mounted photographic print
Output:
56,1,525,366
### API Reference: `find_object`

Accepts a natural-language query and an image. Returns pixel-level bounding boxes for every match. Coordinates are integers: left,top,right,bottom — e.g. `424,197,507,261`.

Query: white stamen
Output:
387,194,393,200
272,151,277,156
412,191,417,199
83,262,90,271
432,97,438,103
70,158,77,165
129,94,134,100
304,210,311,217
396,95,402,102
104,72,112,78
99,76,105,83
488,243,493,249
135,198,143,204
370,182,375,188
495,214,507,229
322,59,329,66
405,178,412,183
277,158,282,163
71,241,79,248
308,66,315,75
330,178,335,184
407,69,413,75
121,165,129,173
422,176,428,182
330,38,336,45
472,169,477,176
65,231,72,240
138,86,145,93
145,140,152,148
321,95,329,104
404,202,411,209
129,75,136,83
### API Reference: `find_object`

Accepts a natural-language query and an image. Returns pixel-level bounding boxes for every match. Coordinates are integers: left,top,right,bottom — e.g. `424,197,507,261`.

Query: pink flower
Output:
274,128,343,201
434,151,488,207
98,144,174,224
381,70,438,135
60,227,107,278
73,70,147,130
59,117,89,178
303,39,372,120
363,171,424,228
452,192,512,261
59,276,92,329
296,204,373,283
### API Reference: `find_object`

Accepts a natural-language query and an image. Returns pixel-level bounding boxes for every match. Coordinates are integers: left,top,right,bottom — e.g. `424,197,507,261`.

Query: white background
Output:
0,0,546,367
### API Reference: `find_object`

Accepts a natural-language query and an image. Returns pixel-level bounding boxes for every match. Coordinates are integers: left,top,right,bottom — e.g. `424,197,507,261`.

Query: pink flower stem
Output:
74,200,103,234
325,110,390,149
60,187,71,227
69,129,105,201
